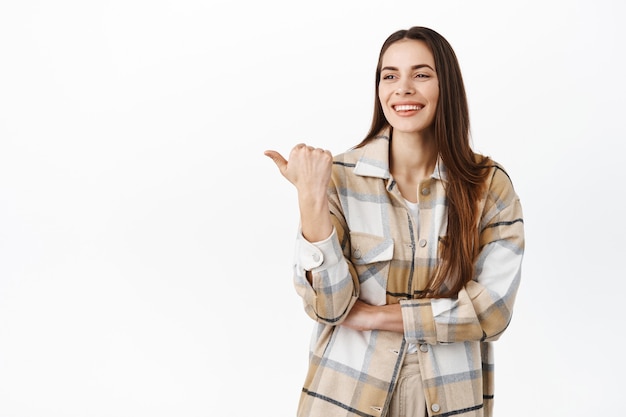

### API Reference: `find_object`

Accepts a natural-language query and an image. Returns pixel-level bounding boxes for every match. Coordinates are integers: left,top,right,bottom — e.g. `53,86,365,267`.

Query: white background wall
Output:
1,0,624,415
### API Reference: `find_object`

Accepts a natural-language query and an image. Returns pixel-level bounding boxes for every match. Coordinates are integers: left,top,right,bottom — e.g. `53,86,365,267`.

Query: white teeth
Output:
394,104,422,111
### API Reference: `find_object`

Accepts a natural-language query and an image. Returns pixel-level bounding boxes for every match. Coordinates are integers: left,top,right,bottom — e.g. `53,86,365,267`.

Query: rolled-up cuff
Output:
399,299,437,345
294,227,342,271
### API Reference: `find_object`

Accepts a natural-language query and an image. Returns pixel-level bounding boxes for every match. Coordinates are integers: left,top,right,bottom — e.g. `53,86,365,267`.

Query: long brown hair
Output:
356,26,491,298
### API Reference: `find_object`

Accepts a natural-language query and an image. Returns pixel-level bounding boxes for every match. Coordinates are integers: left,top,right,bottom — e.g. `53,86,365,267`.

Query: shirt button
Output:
312,253,320,262
431,403,441,413
419,239,427,247
421,187,430,196
353,249,362,259
419,344,429,353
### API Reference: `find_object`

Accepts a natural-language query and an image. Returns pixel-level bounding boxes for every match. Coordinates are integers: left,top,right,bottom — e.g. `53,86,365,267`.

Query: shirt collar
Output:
352,134,392,179
352,130,448,182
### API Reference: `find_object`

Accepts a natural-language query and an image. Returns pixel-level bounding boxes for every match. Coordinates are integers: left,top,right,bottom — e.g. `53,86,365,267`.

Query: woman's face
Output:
378,39,439,136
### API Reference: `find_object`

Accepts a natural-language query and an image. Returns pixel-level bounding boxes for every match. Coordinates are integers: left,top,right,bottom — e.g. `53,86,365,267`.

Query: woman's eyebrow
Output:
381,64,435,71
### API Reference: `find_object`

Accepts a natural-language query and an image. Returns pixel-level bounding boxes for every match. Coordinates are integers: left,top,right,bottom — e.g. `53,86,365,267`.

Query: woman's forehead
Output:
381,39,435,67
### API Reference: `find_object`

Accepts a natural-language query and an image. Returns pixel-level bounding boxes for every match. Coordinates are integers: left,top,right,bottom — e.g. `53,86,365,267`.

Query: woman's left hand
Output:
342,300,404,333
342,300,377,331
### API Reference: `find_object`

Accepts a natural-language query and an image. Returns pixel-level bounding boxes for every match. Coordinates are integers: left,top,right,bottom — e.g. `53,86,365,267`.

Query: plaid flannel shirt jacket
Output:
292,134,524,417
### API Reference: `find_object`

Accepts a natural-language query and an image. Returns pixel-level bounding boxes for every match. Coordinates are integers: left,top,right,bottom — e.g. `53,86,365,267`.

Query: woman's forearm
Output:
298,192,333,243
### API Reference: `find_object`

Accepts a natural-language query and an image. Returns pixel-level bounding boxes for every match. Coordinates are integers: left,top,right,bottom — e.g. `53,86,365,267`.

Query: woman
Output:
265,26,524,417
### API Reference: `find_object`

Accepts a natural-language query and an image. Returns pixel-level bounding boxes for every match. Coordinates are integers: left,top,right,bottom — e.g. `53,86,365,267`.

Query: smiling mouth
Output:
393,104,423,111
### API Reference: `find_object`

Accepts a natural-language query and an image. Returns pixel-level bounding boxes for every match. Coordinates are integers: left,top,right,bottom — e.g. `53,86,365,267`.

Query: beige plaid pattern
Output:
292,135,524,417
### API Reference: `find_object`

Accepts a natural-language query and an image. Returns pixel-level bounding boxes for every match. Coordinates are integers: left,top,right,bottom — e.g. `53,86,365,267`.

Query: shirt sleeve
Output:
400,166,525,345
293,225,359,324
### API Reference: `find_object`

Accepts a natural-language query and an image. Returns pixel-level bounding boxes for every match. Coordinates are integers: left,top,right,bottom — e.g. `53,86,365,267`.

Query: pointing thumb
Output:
264,150,288,174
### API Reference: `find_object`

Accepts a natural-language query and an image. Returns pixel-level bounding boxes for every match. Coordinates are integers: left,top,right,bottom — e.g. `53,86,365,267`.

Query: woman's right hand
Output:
264,143,333,198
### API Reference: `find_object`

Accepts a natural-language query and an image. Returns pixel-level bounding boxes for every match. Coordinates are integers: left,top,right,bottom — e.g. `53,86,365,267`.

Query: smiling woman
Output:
265,26,524,417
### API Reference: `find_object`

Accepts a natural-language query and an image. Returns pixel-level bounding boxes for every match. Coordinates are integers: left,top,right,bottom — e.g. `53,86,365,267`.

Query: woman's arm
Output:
266,145,359,324
400,166,524,345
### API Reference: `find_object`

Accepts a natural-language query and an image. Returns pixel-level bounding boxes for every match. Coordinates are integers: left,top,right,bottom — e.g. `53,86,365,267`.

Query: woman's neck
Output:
389,130,438,183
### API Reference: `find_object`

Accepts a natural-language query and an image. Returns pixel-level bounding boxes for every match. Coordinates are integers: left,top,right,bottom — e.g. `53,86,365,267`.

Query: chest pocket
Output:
349,231,394,306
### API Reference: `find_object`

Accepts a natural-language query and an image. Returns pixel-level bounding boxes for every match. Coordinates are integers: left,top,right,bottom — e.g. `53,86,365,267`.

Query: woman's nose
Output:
395,86,415,95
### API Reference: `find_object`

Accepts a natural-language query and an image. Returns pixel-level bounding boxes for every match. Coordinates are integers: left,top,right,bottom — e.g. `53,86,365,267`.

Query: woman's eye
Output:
382,74,396,80
415,73,429,79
